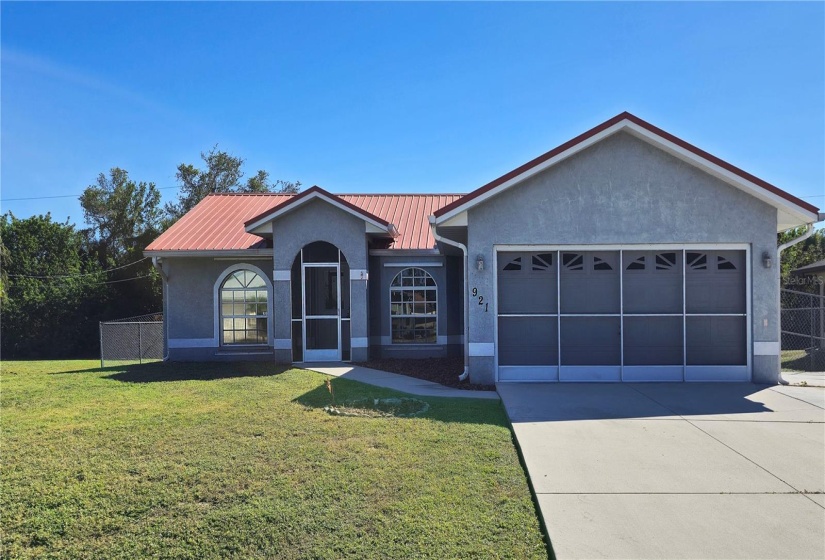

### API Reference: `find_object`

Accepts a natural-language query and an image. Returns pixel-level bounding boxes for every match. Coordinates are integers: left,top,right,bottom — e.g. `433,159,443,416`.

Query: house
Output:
144,112,822,384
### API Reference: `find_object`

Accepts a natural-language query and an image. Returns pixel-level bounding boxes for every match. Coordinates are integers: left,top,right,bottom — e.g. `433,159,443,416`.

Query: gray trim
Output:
369,249,442,257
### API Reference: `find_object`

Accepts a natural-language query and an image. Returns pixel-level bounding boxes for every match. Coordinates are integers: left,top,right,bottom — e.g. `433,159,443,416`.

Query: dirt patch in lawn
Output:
355,357,496,391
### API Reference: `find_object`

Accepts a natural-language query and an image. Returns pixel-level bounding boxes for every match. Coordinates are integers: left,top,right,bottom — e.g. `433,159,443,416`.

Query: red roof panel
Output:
145,192,464,252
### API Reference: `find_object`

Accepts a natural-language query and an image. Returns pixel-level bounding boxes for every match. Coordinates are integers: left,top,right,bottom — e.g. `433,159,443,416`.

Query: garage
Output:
496,246,749,382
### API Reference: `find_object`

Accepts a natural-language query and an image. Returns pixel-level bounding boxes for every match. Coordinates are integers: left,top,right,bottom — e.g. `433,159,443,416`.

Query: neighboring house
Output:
145,112,822,384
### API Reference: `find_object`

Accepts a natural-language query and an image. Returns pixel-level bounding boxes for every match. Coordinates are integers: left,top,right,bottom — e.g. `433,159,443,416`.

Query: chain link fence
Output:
780,289,825,372
100,313,164,367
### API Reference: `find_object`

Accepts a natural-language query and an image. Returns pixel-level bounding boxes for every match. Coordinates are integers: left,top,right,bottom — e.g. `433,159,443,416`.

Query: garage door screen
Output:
497,249,748,382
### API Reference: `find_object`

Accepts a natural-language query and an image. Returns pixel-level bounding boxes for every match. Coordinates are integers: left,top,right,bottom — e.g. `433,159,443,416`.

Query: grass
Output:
1,360,548,559
781,349,825,372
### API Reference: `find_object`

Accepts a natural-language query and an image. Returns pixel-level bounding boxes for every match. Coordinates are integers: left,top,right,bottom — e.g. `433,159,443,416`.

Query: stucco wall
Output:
162,257,276,360
271,198,370,362
367,254,462,359
465,131,779,384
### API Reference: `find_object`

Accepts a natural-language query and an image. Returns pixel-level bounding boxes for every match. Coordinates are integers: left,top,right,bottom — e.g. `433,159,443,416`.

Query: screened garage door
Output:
496,248,748,382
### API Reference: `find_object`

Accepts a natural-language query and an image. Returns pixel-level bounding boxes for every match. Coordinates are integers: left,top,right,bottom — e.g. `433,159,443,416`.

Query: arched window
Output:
390,267,437,344
220,269,268,345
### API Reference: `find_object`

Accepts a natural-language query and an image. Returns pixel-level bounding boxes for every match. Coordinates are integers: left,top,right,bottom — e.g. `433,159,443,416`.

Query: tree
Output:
164,145,301,223
80,167,162,266
778,227,825,290
79,168,165,320
244,170,301,194
0,213,106,358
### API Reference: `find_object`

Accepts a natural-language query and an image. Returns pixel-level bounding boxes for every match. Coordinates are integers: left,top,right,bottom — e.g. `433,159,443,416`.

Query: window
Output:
562,252,584,271
220,270,268,345
390,268,437,344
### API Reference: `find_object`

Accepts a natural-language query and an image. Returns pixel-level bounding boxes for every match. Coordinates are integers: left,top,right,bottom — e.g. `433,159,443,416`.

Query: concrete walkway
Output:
498,382,825,559
782,370,825,387
302,363,499,400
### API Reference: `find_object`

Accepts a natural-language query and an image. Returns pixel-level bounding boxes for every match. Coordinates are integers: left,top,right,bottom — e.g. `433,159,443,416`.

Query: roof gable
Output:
433,112,820,231
244,185,393,234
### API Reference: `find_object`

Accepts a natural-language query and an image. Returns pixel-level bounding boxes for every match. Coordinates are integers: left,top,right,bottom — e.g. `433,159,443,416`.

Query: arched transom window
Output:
390,267,437,344
220,270,268,345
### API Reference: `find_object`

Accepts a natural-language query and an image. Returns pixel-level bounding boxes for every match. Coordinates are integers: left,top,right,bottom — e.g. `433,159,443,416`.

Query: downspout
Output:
151,256,170,361
776,223,815,384
777,223,814,253
429,216,470,382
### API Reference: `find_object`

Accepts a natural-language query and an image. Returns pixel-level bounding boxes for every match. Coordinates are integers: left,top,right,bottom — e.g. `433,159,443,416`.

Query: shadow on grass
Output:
54,361,290,383
293,376,509,427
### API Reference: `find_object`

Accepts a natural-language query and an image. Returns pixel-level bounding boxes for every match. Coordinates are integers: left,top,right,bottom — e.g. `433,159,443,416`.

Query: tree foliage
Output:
79,168,164,322
80,167,162,266
778,227,825,290
1,213,106,358
165,146,301,223
3,149,300,358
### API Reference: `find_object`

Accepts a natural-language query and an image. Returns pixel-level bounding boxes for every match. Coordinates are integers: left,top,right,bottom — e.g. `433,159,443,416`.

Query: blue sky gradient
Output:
2,2,823,224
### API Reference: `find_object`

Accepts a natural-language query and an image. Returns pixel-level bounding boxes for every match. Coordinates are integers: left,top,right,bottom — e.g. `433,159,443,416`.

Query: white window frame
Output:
389,267,438,345
213,263,274,347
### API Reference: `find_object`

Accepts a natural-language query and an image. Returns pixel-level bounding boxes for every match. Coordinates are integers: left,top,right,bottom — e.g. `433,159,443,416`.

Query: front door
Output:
303,264,340,361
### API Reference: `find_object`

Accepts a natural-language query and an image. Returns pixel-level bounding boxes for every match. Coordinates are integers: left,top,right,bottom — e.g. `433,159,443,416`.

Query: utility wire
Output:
17,274,155,285
1,188,822,202
98,275,155,285
8,257,150,279
1,186,179,202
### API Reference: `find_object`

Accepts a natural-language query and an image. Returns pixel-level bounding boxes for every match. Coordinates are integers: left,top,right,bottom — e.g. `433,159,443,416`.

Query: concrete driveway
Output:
497,383,825,559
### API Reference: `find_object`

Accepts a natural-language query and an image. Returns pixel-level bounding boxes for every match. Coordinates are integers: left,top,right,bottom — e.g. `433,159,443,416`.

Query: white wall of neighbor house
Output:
464,131,780,385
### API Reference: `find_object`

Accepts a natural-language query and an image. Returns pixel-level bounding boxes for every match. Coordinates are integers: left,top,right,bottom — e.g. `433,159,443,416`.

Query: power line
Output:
23,274,155,285
98,275,155,285
8,257,150,279
1,186,178,202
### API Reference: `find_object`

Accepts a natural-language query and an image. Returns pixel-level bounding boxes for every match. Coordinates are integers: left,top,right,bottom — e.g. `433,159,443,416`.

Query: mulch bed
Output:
355,357,496,391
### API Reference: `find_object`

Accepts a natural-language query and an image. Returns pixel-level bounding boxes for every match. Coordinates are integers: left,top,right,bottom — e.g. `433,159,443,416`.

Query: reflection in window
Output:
220,270,268,345
390,268,437,344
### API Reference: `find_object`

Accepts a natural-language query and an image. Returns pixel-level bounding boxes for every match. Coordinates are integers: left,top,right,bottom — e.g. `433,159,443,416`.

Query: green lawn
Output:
781,349,825,372
1,361,549,559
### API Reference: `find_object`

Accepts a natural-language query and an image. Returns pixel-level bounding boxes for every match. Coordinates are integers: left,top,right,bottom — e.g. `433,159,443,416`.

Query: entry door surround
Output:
494,244,751,383
291,241,352,363
303,262,341,362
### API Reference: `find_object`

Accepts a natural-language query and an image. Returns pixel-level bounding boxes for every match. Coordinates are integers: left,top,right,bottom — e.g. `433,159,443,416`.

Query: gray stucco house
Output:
145,112,822,385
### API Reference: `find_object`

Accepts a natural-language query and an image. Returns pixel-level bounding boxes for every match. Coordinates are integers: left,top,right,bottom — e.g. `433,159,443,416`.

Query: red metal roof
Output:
145,192,464,252
434,111,820,218
244,186,392,229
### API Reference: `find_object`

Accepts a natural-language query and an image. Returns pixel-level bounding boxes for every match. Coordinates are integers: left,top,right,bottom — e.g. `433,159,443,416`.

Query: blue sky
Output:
2,2,823,226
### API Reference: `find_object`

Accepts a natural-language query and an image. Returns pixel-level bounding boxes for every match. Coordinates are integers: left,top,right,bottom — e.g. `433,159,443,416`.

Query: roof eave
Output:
144,248,274,258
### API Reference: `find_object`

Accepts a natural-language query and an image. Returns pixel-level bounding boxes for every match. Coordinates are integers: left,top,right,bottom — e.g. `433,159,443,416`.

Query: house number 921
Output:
471,288,489,312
